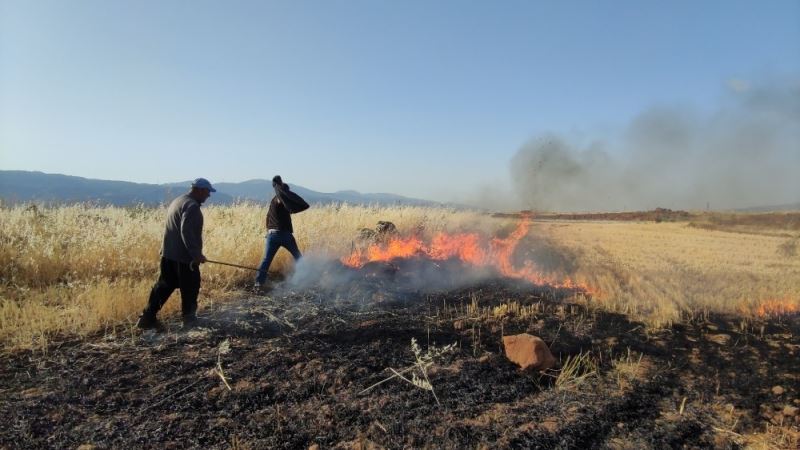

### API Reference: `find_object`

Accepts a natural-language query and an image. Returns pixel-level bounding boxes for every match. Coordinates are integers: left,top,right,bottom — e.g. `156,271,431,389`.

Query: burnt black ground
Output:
1,263,798,449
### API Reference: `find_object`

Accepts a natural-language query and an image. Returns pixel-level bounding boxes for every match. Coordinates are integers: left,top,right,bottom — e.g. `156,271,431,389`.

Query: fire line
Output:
341,216,594,293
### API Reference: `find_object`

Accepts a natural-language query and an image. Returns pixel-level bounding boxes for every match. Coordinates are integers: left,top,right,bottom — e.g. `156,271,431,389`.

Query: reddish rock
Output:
502,334,556,371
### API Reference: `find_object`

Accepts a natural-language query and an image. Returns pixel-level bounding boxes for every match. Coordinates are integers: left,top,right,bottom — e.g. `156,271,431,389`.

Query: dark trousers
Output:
255,231,301,284
144,257,200,319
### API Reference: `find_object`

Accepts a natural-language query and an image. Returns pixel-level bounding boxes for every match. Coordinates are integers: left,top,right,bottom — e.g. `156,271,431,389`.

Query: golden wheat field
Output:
1,203,799,351
532,219,800,327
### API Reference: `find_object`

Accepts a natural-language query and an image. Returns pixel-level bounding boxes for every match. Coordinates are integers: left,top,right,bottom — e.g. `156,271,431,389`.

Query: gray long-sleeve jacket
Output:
160,194,203,263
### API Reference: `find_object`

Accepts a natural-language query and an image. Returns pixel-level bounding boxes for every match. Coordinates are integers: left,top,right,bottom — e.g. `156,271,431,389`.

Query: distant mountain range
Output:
0,171,442,207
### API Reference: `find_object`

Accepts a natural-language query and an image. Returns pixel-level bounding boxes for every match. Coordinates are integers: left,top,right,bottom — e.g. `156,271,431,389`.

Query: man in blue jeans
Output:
254,175,309,288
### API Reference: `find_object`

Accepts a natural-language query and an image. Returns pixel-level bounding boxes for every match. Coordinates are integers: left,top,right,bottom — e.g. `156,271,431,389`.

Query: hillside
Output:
0,171,440,207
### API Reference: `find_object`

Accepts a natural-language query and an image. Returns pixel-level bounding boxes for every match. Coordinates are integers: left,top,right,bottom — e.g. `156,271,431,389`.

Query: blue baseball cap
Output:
191,178,216,192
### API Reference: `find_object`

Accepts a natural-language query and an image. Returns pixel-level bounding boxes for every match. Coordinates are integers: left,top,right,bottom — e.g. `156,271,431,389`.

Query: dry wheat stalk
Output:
360,338,455,406
215,338,232,391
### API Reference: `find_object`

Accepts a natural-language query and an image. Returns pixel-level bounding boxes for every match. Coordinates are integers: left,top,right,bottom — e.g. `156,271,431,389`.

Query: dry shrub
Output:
555,351,597,391
611,349,648,392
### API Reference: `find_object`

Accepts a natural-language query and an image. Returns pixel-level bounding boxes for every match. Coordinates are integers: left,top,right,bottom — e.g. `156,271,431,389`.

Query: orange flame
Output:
752,298,799,317
342,216,592,292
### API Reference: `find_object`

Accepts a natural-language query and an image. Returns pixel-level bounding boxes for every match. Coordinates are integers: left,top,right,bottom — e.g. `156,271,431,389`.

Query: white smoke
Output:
287,252,499,296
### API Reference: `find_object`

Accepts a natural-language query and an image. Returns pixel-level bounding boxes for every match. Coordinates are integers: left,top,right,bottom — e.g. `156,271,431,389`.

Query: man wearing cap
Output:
137,178,215,330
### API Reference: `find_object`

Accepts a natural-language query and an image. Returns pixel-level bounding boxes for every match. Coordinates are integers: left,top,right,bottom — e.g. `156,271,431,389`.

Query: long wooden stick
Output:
207,259,261,272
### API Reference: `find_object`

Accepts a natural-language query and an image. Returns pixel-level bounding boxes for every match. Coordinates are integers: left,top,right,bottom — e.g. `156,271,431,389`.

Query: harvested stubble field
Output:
1,204,799,448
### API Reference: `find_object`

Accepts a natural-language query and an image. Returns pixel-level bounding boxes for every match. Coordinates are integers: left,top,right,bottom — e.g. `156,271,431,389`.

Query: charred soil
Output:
1,262,798,449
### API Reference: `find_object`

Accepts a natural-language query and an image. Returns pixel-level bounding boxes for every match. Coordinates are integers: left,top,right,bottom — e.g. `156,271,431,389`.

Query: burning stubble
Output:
509,78,800,212
310,216,590,294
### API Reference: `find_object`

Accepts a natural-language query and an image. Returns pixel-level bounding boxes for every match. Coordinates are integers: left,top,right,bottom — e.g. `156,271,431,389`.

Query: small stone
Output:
478,354,491,364
309,444,320,450
783,405,799,417
705,324,719,331
516,422,536,433
772,386,785,396
793,399,800,405
540,419,559,433
706,334,731,345
503,334,556,371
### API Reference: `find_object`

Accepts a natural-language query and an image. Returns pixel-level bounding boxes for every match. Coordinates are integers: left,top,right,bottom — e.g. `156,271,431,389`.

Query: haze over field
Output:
1,1,798,211
508,79,800,212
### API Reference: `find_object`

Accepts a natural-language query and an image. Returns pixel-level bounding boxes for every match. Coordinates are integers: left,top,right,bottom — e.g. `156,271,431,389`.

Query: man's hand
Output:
193,255,207,265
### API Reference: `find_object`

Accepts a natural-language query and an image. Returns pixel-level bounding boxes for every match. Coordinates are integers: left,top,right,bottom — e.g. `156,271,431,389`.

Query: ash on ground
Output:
2,261,798,449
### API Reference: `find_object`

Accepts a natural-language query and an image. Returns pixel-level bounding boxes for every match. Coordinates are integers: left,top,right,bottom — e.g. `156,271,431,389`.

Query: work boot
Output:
253,281,274,294
136,313,165,332
182,315,208,330
252,282,268,294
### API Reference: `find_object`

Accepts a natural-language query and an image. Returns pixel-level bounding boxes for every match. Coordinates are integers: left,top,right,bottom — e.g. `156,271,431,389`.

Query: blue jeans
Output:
255,230,302,284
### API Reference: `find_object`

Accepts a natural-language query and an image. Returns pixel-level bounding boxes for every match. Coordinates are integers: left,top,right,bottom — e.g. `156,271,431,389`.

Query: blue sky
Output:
1,1,798,204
